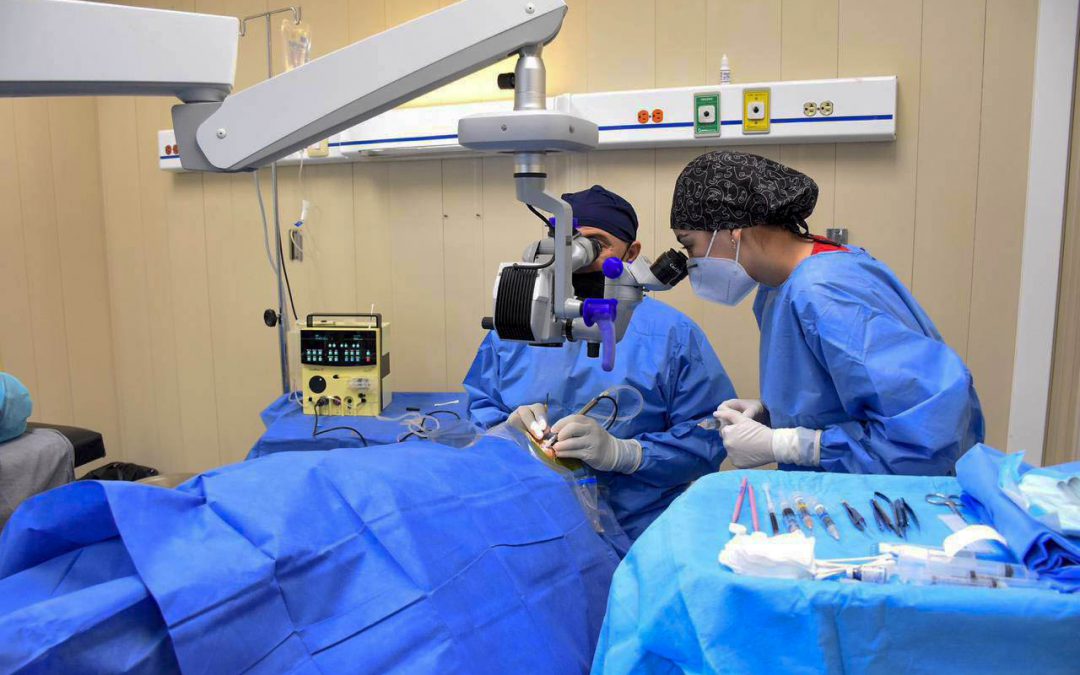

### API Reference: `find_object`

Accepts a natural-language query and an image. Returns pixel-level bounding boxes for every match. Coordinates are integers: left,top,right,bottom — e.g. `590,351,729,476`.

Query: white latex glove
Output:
716,409,776,468
714,398,768,426
715,409,822,469
550,415,642,473
507,403,549,440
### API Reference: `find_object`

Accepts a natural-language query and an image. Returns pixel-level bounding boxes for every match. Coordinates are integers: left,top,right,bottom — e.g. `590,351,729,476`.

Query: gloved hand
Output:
550,415,642,473
714,409,822,469
715,398,769,426
507,403,548,440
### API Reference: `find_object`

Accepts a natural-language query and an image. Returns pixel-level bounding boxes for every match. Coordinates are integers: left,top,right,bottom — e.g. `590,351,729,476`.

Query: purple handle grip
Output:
598,317,615,371
582,298,618,372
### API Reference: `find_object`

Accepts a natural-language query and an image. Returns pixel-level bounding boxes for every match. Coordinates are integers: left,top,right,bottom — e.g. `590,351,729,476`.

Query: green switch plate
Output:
694,92,720,137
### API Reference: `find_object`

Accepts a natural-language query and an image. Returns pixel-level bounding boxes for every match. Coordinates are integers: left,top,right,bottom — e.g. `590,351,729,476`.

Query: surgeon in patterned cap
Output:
671,150,984,478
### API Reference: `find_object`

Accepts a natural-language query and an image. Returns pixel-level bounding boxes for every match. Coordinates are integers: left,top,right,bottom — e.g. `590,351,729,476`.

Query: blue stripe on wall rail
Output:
160,114,895,157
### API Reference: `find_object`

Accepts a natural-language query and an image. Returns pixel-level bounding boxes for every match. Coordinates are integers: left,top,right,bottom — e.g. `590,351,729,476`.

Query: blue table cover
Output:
0,433,619,673
593,470,1080,674
248,391,469,459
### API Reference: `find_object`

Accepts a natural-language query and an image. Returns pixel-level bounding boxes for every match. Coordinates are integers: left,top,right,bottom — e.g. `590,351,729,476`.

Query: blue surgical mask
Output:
688,231,758,306
0,372,32,443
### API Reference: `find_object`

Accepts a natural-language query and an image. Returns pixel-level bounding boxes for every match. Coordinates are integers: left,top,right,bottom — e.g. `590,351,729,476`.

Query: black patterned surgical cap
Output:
670,151,819,233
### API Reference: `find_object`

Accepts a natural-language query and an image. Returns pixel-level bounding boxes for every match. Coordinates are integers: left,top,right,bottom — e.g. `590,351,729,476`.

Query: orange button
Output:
165,144,172,155
637,109,650,124
652,109,664,123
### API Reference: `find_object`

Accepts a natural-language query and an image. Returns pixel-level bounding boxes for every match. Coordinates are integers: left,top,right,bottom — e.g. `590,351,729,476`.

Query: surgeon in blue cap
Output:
465,185,736,540
0,372,33,444
671,151,984,475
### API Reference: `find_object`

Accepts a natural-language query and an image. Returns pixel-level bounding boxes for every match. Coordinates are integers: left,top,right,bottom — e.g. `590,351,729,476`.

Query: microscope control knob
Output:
602,257,624,279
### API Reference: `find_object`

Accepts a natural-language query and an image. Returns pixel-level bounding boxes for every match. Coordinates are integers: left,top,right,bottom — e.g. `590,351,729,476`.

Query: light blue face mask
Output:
688,231,758,306
0,372,33,443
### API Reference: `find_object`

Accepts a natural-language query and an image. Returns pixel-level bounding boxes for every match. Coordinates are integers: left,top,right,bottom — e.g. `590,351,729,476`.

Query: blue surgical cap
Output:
562,185,639,243
0,372,32,443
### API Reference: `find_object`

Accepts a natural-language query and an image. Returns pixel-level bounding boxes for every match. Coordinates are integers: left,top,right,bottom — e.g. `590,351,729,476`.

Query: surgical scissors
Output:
925,493,967,522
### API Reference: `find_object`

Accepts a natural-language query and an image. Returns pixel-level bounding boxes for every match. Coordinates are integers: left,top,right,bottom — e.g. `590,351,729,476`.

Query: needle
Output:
763,483,780,535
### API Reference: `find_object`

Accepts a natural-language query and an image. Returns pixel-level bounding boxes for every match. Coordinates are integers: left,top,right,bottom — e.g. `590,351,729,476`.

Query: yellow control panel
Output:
301,313,392,417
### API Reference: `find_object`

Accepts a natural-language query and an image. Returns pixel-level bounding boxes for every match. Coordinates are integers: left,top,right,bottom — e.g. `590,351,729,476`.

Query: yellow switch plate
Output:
743,88,771,134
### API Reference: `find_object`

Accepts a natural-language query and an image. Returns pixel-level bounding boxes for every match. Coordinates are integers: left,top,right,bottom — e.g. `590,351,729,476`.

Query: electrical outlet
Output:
743,88,771,134
694,92,720,137
819,100,834,116
803,101,817,117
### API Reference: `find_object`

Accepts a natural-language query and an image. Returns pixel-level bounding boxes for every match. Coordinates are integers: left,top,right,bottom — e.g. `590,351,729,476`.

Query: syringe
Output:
780,497,801,533
763,482,780,535
880,544,1040,581
793,493,814,531
814,502,840,541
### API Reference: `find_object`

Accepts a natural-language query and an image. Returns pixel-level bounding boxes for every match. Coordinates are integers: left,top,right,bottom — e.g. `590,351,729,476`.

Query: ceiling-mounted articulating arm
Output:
2,0,572,172
176,0,570,171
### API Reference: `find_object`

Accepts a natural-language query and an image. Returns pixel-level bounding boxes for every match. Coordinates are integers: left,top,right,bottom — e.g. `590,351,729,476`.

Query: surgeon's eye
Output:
587,236,615,252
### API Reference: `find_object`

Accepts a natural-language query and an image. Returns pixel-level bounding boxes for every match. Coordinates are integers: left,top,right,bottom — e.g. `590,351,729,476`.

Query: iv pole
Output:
240,6,302,395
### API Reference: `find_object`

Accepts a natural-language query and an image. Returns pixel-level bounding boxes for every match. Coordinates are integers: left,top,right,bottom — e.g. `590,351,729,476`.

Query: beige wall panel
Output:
778,0,838,233
386,0,438,25
299,0,351,57
586,0,655,92
547,0,588,96
656,0,707,88
12,100,75,424
133,97,186,471
387,0,518,108
442,159,487,389
97,96,156,464
280,164,357,315
547,152,591,199
781,0,838,80
46,99,124,458
706,0,781,84
353,163,395,317
388,160,448,390
195,0,272,91
0,101,38,393
780,145,836,233
911,0,986,357
202,172,281,466
164,171,222,470
348,0,386,40
967,0,1038,449
835,0,922,284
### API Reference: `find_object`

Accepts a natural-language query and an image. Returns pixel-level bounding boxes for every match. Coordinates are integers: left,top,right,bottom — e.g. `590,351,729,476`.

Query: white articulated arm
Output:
1,0,569,173
0,0,238,103
177,0,568,171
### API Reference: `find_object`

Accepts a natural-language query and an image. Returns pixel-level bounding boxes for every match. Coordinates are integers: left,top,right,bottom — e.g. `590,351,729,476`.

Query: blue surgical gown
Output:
464,297,735,539
754,248,985,475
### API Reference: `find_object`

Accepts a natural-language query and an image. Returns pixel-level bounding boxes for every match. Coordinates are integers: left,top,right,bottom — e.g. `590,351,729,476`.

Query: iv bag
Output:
281,20,311,71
